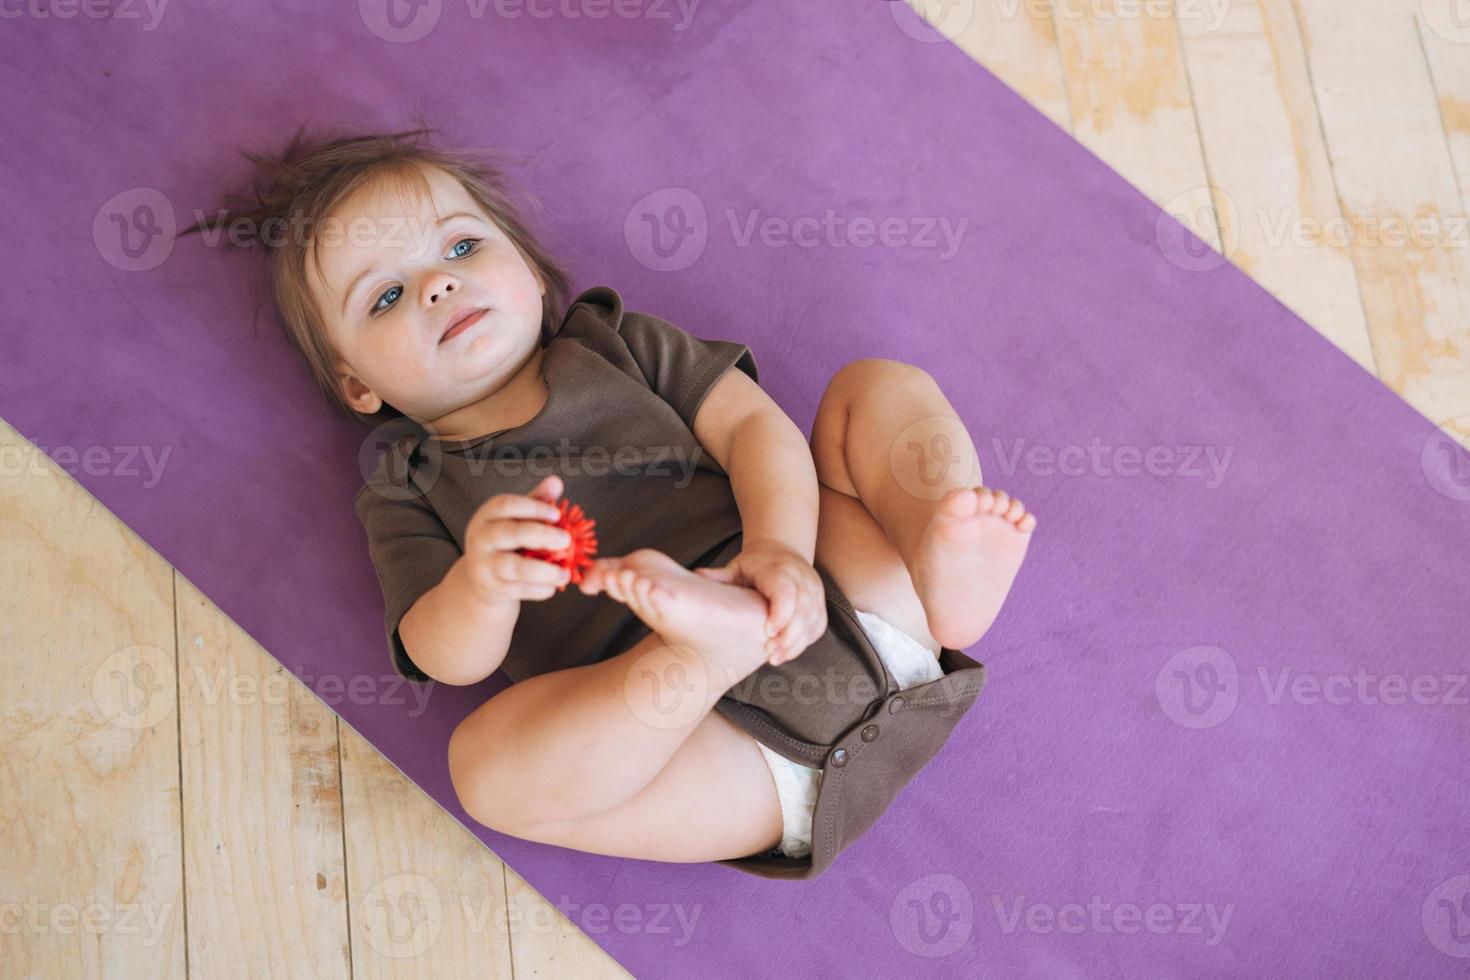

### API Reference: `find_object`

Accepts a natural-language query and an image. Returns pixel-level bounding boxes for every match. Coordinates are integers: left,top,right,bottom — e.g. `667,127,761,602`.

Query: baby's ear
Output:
337,366,383,415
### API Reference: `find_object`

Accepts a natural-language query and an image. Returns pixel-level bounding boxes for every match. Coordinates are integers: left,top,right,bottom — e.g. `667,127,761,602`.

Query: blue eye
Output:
364,238,479,314
449,237,481,258
371,284,402,314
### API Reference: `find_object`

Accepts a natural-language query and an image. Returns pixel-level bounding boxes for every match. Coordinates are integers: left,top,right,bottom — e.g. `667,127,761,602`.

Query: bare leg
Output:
511,362,1040,864
507,708,786,863
448,549,772,832
810,359,1036,651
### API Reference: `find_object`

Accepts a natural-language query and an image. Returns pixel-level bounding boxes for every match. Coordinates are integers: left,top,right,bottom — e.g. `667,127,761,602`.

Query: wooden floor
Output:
4,1,1469,976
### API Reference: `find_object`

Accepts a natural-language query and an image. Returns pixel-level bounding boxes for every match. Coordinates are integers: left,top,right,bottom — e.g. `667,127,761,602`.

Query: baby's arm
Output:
400,475,574,685
398,560,521,686
693,367,819,561
691,367,828,660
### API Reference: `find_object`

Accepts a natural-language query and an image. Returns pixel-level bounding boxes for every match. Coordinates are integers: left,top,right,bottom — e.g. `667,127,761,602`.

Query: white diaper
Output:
752,608,945,860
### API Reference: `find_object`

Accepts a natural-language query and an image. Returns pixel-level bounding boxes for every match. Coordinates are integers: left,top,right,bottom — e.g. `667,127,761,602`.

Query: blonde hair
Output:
178,125,573,428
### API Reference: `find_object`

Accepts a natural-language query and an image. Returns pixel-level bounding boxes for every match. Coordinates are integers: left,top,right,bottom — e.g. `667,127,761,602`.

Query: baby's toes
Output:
1002,496,1027,524
1017,511,1037,533
987,489,1011,515
602,568,629,603
619,568,641,597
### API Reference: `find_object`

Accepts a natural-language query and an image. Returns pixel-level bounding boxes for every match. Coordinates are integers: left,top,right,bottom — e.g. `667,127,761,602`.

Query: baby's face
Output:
309,163,546,425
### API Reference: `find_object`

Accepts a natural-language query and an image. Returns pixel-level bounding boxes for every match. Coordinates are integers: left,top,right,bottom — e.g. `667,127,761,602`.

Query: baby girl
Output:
187,127,1036,879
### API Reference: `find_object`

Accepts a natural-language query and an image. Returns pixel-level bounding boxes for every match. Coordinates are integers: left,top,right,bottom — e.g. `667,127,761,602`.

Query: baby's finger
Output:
527,473,564,504
777,591,825,656
765,578,797,638
492,552,570,586
771,611,812,660
478,519,572,554
511,580,561,603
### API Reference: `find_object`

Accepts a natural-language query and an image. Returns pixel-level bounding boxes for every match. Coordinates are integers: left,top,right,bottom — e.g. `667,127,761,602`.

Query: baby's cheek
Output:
504,278,534,311
496,262,539,309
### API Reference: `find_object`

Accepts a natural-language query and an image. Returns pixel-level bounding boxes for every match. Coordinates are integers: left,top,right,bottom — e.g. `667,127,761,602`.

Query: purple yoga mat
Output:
5,2,1469,976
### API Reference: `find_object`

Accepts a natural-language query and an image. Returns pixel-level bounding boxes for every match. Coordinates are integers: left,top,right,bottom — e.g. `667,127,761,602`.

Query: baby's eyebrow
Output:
339,210,483,315
342,263,384,316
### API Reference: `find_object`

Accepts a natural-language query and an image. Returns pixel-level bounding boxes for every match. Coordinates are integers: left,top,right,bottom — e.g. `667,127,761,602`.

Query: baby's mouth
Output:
440,307,490,345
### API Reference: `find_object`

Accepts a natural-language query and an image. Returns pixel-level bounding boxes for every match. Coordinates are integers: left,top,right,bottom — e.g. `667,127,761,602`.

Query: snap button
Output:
830,747,848,768
888,696,905,714
861,724,879,742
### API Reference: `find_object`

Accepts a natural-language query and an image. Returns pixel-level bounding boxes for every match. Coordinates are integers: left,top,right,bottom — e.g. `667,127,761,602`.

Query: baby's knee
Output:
447,714,521,833
825,358,936,404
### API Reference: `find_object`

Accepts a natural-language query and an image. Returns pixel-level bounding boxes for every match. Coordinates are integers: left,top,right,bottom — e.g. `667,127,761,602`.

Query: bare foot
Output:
905,486,1037,650
579,549,772,683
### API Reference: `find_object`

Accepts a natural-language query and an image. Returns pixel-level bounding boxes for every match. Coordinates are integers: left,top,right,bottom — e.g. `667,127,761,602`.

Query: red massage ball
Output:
518,497,598,590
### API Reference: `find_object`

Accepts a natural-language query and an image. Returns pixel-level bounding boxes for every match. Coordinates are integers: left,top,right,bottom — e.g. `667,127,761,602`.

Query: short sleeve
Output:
353,483,462,683
616,308,760,431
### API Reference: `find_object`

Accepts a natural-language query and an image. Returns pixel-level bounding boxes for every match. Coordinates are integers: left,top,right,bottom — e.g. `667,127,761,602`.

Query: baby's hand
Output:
695,539,827,665
461,475,573,606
